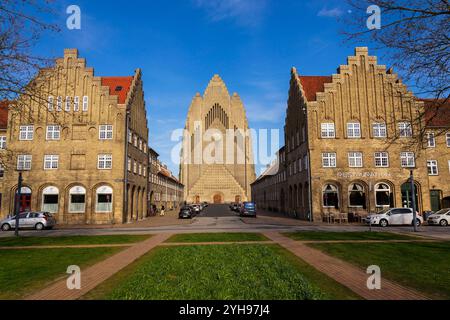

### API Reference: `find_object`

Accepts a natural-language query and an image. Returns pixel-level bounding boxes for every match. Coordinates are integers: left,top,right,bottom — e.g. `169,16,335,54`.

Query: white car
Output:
365,208,423,227
427,208,450,226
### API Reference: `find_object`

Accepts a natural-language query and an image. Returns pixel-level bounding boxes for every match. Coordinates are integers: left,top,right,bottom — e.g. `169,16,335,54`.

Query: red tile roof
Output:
0,101,9,129
422,99,450,128
299,76,332,101
101,77,133,104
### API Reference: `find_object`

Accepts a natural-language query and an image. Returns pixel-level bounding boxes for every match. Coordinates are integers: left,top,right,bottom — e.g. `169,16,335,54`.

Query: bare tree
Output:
0,0,59,168
343,0,450,153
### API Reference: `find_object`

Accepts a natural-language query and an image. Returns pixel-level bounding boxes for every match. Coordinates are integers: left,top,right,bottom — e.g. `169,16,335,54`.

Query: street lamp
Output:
14,171,24,237
409,169,418,232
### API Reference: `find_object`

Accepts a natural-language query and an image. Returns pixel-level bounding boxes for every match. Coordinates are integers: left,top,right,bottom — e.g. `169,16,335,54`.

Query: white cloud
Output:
194,0,268,27
317,7,344,18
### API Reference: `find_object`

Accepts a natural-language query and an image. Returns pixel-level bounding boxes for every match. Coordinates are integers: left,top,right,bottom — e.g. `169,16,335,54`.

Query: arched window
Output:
323,184,339,208
375,183,393,207
96,186,113,213
69,186,86,213
349,183,366,208
42,186,59,213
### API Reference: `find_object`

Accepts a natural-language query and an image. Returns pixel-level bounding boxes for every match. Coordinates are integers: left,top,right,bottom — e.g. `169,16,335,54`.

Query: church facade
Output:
180,75,256,204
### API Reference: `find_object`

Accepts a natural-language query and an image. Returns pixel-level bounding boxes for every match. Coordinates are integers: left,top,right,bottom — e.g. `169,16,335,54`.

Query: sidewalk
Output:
25,233,172,300
264,232,429,300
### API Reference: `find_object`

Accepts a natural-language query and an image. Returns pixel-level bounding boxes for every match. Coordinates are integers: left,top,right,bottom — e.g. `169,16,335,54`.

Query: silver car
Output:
1,212,56,231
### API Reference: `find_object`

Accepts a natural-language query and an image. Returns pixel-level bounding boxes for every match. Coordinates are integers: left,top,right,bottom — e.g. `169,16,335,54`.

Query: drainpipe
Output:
123,110,130,223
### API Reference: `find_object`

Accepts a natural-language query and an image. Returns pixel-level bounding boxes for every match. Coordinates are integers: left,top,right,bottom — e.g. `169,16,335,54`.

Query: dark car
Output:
239,202,257,217
231,203,239,212
179,206,194,219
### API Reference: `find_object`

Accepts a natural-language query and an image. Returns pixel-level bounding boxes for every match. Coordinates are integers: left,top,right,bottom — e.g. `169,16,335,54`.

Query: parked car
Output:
427,208,450,226
202,202,209,208
1,212,56,231
239,202,257,217
179,206,194,219
231,203,239,212
190,204,201,214
365,208,423,227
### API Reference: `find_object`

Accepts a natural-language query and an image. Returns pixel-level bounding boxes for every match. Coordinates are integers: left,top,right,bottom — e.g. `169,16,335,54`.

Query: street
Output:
1,205,449,240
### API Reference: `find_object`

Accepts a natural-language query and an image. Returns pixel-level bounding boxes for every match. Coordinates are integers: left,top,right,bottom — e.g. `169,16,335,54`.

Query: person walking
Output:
160,205,165,216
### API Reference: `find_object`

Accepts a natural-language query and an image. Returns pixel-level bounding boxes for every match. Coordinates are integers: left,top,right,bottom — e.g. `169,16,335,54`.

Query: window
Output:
133,160,137,174
427,133,435,148
48,96,54,111
19,125,34,141
46,125,60,140
128,130,132,143
304,155,308,170
321,123,335,138
56,96,62,111
41,186,59,213
323,184,339,208
143,166,147,177
374,152,389,167
427,160,438,175
17,155,32,170
322,152,336,168
298,158,302,172
65,96,71,112
348,152,363,168
99,125,113,140
0,164,4,178
74,96,80,111
398,122,412,137
349,183,366,207
0,136,6,149
127,157,132,172
82,96,89,111
400,152,415,167
446,133,450,147
375,183,393,207
138,163,142,175
44,155,59,170
134,135,138,147
69,186,86,213
373,123,387,138
96,186,113,213
347,122,361,138
98,154,112,169
143,144,147,153
139,139,143,150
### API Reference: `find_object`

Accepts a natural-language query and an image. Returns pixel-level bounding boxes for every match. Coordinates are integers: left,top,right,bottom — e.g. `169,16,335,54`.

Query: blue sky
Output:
33,0,383,176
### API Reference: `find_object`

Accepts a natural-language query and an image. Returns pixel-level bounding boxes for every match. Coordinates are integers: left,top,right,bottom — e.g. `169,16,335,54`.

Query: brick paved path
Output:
264,232,429,300
25,233,172,300
0,244,133,250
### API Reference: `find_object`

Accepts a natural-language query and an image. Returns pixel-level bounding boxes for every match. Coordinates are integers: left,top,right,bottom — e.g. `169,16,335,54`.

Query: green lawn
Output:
0,247,122,299
84,244,360,300
311,241,450,299
0,234,151,247
165,233,268,243
283,231,420,241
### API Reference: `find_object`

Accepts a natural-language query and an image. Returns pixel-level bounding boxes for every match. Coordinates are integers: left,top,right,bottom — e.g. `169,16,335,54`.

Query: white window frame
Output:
19,125,34,141
48,96,54,111
82,96,89,111
372,122,387,138
400,152,415,168
322,152,337,168
127,157,132,172
17,155,32,171
0,136,6,149
65,96,71,112
446,133,450,147
427,132,436,148
133,160,137,174
347,122,361,138
56,96,62,111
98,154,112,170
44,155,59,170
374,152,389,167
74,96,80,111
321,123,336,138
348,152,363,168
46,125,61,141
427,160,438,176
398,122,412,137
99,125,113,140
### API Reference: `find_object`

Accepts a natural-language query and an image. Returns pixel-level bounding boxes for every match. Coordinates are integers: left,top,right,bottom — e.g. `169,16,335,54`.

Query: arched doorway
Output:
16,187,32,212
213,194,222,204
401,182,421,212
